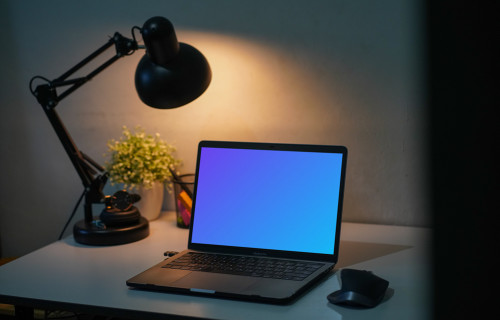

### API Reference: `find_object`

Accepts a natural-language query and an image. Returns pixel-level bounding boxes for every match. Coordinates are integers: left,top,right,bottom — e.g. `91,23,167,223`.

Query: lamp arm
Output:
30,31,141,222
33,32,139,108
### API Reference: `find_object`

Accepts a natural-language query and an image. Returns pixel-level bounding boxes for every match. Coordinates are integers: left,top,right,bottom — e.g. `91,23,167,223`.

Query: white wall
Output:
0,0,427,257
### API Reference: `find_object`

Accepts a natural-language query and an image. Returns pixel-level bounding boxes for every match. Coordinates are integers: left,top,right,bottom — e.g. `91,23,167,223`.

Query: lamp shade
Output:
135,17,211,109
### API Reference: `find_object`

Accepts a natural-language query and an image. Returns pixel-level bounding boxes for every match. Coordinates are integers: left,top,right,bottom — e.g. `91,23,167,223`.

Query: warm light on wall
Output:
181,31,337,128
136,30,348,168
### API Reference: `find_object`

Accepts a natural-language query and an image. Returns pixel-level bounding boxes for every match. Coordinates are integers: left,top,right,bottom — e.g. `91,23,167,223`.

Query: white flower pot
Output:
134,182,164,221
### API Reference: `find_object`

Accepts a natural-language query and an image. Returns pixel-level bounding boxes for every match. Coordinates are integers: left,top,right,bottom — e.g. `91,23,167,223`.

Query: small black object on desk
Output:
164,251,179,257
327,268,390,308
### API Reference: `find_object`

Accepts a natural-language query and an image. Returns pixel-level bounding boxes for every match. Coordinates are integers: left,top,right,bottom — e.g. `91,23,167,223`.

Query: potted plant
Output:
105,126,181,220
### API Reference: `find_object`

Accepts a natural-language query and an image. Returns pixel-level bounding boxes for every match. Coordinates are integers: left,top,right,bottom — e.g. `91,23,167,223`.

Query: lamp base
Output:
73,217,149,245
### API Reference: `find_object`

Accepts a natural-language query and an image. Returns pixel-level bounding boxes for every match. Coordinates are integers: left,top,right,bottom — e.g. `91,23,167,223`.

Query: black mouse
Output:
327,268,389,308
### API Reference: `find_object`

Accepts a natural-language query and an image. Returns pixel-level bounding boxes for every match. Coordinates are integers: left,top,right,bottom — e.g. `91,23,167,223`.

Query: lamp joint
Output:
34,83,58,109
112,32,138,57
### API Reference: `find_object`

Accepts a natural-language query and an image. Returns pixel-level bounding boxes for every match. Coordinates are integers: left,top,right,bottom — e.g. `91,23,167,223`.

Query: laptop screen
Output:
189,141,347,257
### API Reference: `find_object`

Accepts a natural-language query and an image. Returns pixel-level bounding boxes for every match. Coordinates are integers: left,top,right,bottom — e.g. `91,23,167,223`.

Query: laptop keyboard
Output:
162,252,325,281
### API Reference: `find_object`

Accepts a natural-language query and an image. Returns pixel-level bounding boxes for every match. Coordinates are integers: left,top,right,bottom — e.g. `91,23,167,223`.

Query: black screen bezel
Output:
187,140,347,263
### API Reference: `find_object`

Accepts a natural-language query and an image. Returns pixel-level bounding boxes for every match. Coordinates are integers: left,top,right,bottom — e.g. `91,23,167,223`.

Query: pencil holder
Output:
173,173,195,228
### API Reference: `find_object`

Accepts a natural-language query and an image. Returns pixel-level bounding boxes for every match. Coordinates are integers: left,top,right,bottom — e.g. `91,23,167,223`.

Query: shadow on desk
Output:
336,241,411,268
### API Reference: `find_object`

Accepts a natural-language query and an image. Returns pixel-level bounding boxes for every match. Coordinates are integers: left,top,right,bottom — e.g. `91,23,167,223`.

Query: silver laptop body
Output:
127,141,347,304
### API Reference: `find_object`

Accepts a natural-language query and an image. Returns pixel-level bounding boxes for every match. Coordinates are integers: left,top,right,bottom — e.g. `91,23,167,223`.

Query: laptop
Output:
127,141,347,304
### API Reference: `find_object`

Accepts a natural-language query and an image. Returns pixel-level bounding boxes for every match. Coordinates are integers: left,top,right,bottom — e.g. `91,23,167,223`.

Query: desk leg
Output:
14,306,34,320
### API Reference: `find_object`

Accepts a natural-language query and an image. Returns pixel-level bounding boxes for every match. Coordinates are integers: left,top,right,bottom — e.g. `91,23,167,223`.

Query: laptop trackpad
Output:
171,272,257,293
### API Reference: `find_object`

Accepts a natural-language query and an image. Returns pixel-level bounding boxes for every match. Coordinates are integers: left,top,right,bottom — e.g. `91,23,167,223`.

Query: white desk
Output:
0,211,431,319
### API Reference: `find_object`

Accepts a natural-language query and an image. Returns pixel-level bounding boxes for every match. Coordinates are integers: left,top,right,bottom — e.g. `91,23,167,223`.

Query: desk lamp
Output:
29,16,211,245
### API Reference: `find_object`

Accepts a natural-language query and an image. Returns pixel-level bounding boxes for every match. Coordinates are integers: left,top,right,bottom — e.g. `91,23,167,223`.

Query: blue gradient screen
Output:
191,147,343,255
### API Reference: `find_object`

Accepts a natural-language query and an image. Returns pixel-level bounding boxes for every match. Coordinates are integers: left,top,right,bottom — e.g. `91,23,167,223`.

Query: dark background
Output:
428,1,496,318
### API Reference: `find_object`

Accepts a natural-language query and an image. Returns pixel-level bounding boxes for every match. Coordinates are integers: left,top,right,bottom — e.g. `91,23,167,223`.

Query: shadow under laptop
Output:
336,241,412,268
